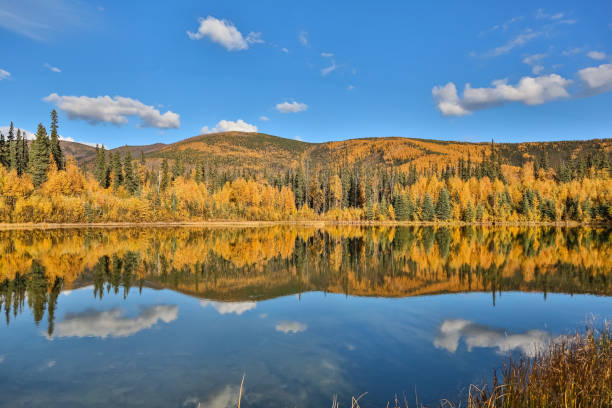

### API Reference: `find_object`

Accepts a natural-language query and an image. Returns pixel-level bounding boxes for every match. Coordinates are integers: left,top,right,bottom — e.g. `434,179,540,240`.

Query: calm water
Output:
0,226,611,407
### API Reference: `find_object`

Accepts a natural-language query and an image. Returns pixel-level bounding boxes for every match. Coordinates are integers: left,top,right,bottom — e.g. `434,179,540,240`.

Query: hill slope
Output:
67,131,612,173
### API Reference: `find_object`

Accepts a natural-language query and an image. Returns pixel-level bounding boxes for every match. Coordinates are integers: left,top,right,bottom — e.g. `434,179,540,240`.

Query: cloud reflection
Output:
200,300,257,315
434,319,551,357
50,305,178,339
275,321,307,334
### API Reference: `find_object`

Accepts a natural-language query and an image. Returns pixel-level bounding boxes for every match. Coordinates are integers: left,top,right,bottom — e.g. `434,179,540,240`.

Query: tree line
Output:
0,112,611,223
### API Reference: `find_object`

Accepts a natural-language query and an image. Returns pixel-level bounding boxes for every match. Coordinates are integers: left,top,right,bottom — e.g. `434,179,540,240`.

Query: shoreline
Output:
0,219,608,230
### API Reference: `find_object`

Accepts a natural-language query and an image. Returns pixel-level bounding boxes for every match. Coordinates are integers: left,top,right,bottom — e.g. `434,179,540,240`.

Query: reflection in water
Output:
183,385,240,408
434,319,551,357
275,321,308,334
0,226,610,336
49,305,178,339
200,300,257,315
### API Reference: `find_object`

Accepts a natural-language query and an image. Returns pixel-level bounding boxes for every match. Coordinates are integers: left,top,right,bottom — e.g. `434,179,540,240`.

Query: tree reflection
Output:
0,226,610,334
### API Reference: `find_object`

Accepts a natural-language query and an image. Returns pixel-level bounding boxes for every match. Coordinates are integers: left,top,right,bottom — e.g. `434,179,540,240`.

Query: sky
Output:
0,0,611,148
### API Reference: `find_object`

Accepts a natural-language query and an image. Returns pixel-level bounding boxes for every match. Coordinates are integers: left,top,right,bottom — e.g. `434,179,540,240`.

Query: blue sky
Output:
0,0,611,148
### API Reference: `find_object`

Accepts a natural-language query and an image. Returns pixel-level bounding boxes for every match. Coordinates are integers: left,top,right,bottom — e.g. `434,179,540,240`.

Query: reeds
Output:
467,324,611,407
334,325,611,408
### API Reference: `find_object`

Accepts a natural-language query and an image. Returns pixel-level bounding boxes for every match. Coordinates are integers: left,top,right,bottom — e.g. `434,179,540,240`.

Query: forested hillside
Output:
0,113,611,223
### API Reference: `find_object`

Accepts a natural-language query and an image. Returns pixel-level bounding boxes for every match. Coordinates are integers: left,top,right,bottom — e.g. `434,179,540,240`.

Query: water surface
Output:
1,226,611,407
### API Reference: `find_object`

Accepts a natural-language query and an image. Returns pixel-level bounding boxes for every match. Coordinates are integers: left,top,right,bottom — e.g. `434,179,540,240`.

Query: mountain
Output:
63,131,612,173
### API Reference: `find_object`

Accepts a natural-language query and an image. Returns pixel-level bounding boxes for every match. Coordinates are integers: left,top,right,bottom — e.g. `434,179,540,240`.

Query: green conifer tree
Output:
435,187,451,220
111,152,123,190
0,132,7,168
463,201,475,223
123,151,138,194
28,123,50,187
160,159,170,192
49,110,64,170
94,146,109,188
421,193,435,221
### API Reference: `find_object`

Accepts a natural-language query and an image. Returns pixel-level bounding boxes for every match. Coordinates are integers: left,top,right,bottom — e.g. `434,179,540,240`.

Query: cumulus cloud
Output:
43,93,180,129
299,30,308,46
275,321,307,334
49,305,178,339
578,61,612,94
187,16,256,51
587,51,607,60
434,319,551,357
44,62,61,73
485,30,541,57
0,69,10,80
200,119,258,134
432,74,572,116
200,300,257,315
276,101,308,113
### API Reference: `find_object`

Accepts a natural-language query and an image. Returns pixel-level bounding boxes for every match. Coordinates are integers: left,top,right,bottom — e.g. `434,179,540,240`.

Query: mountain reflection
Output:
0,226,611,335
49,304,178,339
434,319,551,357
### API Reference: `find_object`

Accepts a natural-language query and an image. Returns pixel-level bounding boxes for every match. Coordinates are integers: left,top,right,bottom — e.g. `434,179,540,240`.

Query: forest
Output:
1,112,611,223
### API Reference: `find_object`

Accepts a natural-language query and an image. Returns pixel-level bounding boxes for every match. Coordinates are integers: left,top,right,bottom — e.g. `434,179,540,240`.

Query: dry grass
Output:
335,325,611,408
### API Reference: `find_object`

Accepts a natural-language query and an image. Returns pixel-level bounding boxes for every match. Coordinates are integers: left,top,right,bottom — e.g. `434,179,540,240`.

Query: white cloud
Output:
0,69,10,80
321,52,334,58
259,116,269,121
321,60,337,76
43,93,180,129
294,135,303,141
347,85,355,91
433,74,572,116
275,321,307,334
246,31,264,44
562,47,585,56
578,61,612,94
299,30,308,46
535,9,564,20
187,16,254,51
276,101,308,113
49,305,178,339
44,62,61,73
587,51,607,60
522,53,547,74
200,300,256,315
434,319,551,357
281,47,289,53
482,16,524,34
200,119,258,134
486,30,541,57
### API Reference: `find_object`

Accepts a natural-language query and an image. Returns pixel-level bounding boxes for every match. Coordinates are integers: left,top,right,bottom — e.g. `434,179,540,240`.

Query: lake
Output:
0,226,611,407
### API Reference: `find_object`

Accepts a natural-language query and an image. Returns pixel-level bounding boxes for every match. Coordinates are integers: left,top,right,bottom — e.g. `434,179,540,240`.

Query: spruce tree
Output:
28,123,50,187
421,193,435,221
435,187,451,220
19,129,29,176
94,145,109,188
49,110,64,170
463,201,475,223
123,151,138,194
111,152,123,190
15,129,23,175
0,132,6,168
475,203,485,222
7,122,16,170
160,159,170,191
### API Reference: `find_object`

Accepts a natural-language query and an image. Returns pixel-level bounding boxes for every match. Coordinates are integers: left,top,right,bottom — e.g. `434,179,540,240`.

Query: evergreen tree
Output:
160,159,170,191
421,193,435,221
49,109,64,170
0,132,6,168
19,129,29,176
111,152,123,190
28,123,50,187
7,122,16,170
463,201,475,222
15,129,24,175
94,146,109,188
123,151,138,194
435,187,451,220
393,193,408,221
366,198,374,221
475,203,485,222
